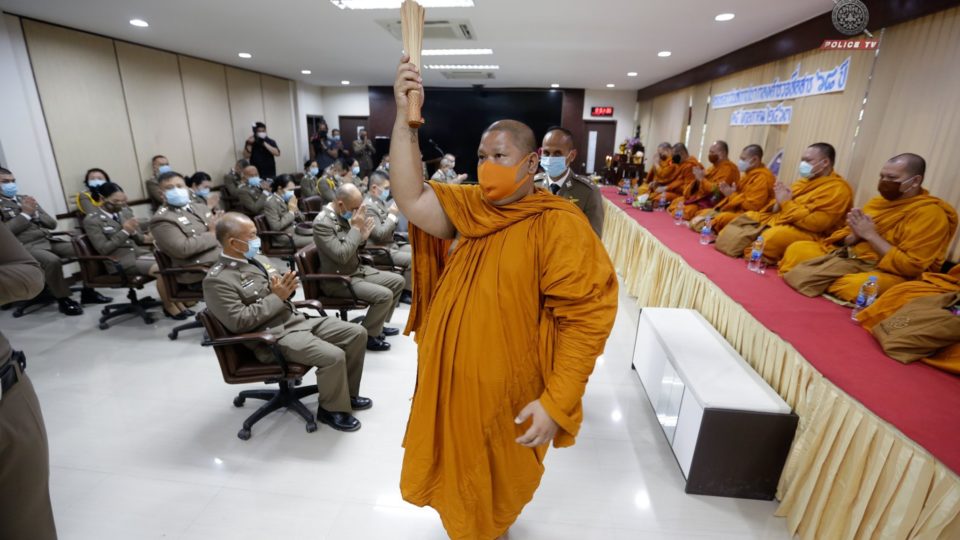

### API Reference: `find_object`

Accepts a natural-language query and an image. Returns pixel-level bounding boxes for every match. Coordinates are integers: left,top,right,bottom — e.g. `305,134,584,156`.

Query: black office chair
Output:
253,214,297,270
71,234,160,329
199,305,325,440
295,244,370,323
154,249,208,341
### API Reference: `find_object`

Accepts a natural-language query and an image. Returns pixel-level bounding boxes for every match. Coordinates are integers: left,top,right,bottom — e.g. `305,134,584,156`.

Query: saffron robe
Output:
400,182,618,539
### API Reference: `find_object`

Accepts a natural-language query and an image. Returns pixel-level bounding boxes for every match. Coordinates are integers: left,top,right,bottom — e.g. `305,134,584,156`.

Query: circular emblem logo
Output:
832,0,870,36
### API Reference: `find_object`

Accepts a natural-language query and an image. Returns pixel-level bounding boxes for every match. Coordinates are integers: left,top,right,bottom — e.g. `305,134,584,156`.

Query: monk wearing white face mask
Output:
739,142,853,264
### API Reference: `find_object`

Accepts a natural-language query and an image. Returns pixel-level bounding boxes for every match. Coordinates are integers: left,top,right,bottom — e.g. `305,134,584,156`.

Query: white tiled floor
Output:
2,273,791,539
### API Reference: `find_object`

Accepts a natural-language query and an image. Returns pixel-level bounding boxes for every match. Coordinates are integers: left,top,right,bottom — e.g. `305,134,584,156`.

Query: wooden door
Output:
583,120,617,175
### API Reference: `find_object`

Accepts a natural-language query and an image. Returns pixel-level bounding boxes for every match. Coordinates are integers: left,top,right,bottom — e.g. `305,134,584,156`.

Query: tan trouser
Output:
326,269,405,336
0,363,57,540
25,240,74,298
277,317,367,413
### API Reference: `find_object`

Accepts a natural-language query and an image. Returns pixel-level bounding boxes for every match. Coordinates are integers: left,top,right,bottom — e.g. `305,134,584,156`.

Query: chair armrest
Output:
303,211,320,222
158,264,210,276
258,229,295,247
202,331,278,348
300,273,363,304
49,230,80,238
293,299,324,313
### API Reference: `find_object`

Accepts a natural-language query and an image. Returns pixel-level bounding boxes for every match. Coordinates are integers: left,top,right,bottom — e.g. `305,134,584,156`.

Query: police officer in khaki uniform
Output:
236,165,270,217
299,159,322,200
313,184,404,352
365,171,412,303
264,175,312,249
0,224,57,540
535,127,604,237
148,172,220,286
204,212,370,432
144,154,173,211
221,159,248,212
0,167,110,315
84,182,191,319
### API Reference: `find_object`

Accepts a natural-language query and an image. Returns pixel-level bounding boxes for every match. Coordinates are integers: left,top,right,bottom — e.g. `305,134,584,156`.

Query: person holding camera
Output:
243,122,281,180
352,129,376,178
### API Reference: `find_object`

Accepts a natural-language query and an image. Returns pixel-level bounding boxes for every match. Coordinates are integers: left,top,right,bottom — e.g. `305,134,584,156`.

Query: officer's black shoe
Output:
317,408,361,432
366,337,391,351
58,298,83,316
382,326,400,337
80,288,112,304
350,396,373,411
399,291,413,305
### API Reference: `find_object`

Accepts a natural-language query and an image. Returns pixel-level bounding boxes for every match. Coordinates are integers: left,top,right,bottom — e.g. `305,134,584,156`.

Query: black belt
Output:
0,360,19,398
0,350,25,398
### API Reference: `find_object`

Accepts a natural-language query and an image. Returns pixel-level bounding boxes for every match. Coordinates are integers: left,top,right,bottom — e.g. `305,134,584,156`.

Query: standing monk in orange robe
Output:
670,140,740,222
739,142,853,263
390,58,619,540
857,265,960,373
692,144,775,232
780,153,957,301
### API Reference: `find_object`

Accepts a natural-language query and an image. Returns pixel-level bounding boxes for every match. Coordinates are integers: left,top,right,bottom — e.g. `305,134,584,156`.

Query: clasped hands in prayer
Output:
270,270,299,300
774,181,793,204
845,208,878,244
350,203,376,241
515,399,559,448
718,182,737,197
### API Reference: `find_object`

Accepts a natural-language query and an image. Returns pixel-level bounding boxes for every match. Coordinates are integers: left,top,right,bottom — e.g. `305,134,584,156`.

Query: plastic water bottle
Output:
851,276,880,320
657,193,668,212
673,199,685,225
747,237,765,273
699,224,713,245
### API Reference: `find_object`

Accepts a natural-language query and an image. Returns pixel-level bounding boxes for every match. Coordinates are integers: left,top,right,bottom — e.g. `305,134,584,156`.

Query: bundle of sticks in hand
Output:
401,0,425,128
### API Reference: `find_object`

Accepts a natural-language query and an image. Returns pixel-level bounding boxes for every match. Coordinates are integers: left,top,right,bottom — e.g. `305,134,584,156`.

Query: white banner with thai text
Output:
730,103,793,126
712,57,850,109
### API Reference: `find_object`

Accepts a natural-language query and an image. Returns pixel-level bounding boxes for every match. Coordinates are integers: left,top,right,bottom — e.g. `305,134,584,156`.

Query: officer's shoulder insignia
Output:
208,262,225,277
157,206,169,215
571,173,599,190
533,172,547,182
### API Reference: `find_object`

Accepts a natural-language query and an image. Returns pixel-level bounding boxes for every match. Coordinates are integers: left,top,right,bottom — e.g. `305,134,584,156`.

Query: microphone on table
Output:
428,139,445,156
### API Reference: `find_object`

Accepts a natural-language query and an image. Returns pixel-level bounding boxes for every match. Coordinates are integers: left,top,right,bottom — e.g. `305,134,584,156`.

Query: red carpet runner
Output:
602,187,960,473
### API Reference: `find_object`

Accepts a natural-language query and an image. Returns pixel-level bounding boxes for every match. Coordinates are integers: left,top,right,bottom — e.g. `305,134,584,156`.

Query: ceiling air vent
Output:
440,71,495,80
378,19,476,41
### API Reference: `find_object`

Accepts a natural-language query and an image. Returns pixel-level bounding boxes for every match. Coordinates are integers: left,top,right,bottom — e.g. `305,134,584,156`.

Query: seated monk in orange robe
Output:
658,142,701,206
739,142,853,263
857,265,960,373
637,142,678,196
390,58,619,540
691,144,775,232
667,140,739,222
780,153,958,301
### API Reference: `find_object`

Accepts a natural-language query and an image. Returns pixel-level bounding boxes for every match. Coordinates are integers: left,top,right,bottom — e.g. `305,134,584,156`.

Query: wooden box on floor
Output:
631,308,798,500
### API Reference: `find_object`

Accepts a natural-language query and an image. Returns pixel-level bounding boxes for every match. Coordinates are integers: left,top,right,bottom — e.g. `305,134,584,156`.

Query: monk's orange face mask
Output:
477,153,536,204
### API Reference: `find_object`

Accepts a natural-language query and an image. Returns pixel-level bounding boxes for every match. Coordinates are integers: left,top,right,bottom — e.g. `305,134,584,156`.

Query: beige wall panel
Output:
115,41,194,187
226,67,264,157
22,20,140,204
260,75,297,174
179,56,235,185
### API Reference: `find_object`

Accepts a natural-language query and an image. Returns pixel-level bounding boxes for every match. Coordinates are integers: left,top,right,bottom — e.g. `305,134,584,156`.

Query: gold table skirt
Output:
602,199,960,539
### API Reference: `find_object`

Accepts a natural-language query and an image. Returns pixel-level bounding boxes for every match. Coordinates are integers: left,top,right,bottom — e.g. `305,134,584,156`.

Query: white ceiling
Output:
0,0,835,90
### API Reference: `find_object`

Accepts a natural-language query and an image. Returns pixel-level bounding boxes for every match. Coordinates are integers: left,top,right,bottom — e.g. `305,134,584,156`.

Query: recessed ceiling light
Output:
341,80,351,85
238,52,252,59
550,83,560,88
129,19,149,28
301,70,312,75
627,72,638,77
422,48,493,56
424,64,499,70
331,0,474,9
606,83,616,88
715,13,736,22
657,51,672,58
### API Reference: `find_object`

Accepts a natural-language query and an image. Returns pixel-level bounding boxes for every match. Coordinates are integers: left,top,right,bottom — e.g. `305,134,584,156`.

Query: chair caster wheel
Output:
98,322,109,330
12,312,23,318
144,317,155,325
237,428,251,440
233,396,245,407
305,422,318,433
101,308,110,316
167,332,177,340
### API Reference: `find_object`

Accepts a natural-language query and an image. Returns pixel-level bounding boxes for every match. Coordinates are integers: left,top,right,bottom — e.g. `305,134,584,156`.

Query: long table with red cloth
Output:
600,186,960,474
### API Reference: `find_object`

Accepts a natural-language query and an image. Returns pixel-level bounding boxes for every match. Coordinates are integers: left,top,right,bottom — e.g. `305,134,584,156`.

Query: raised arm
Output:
389,57,456,240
